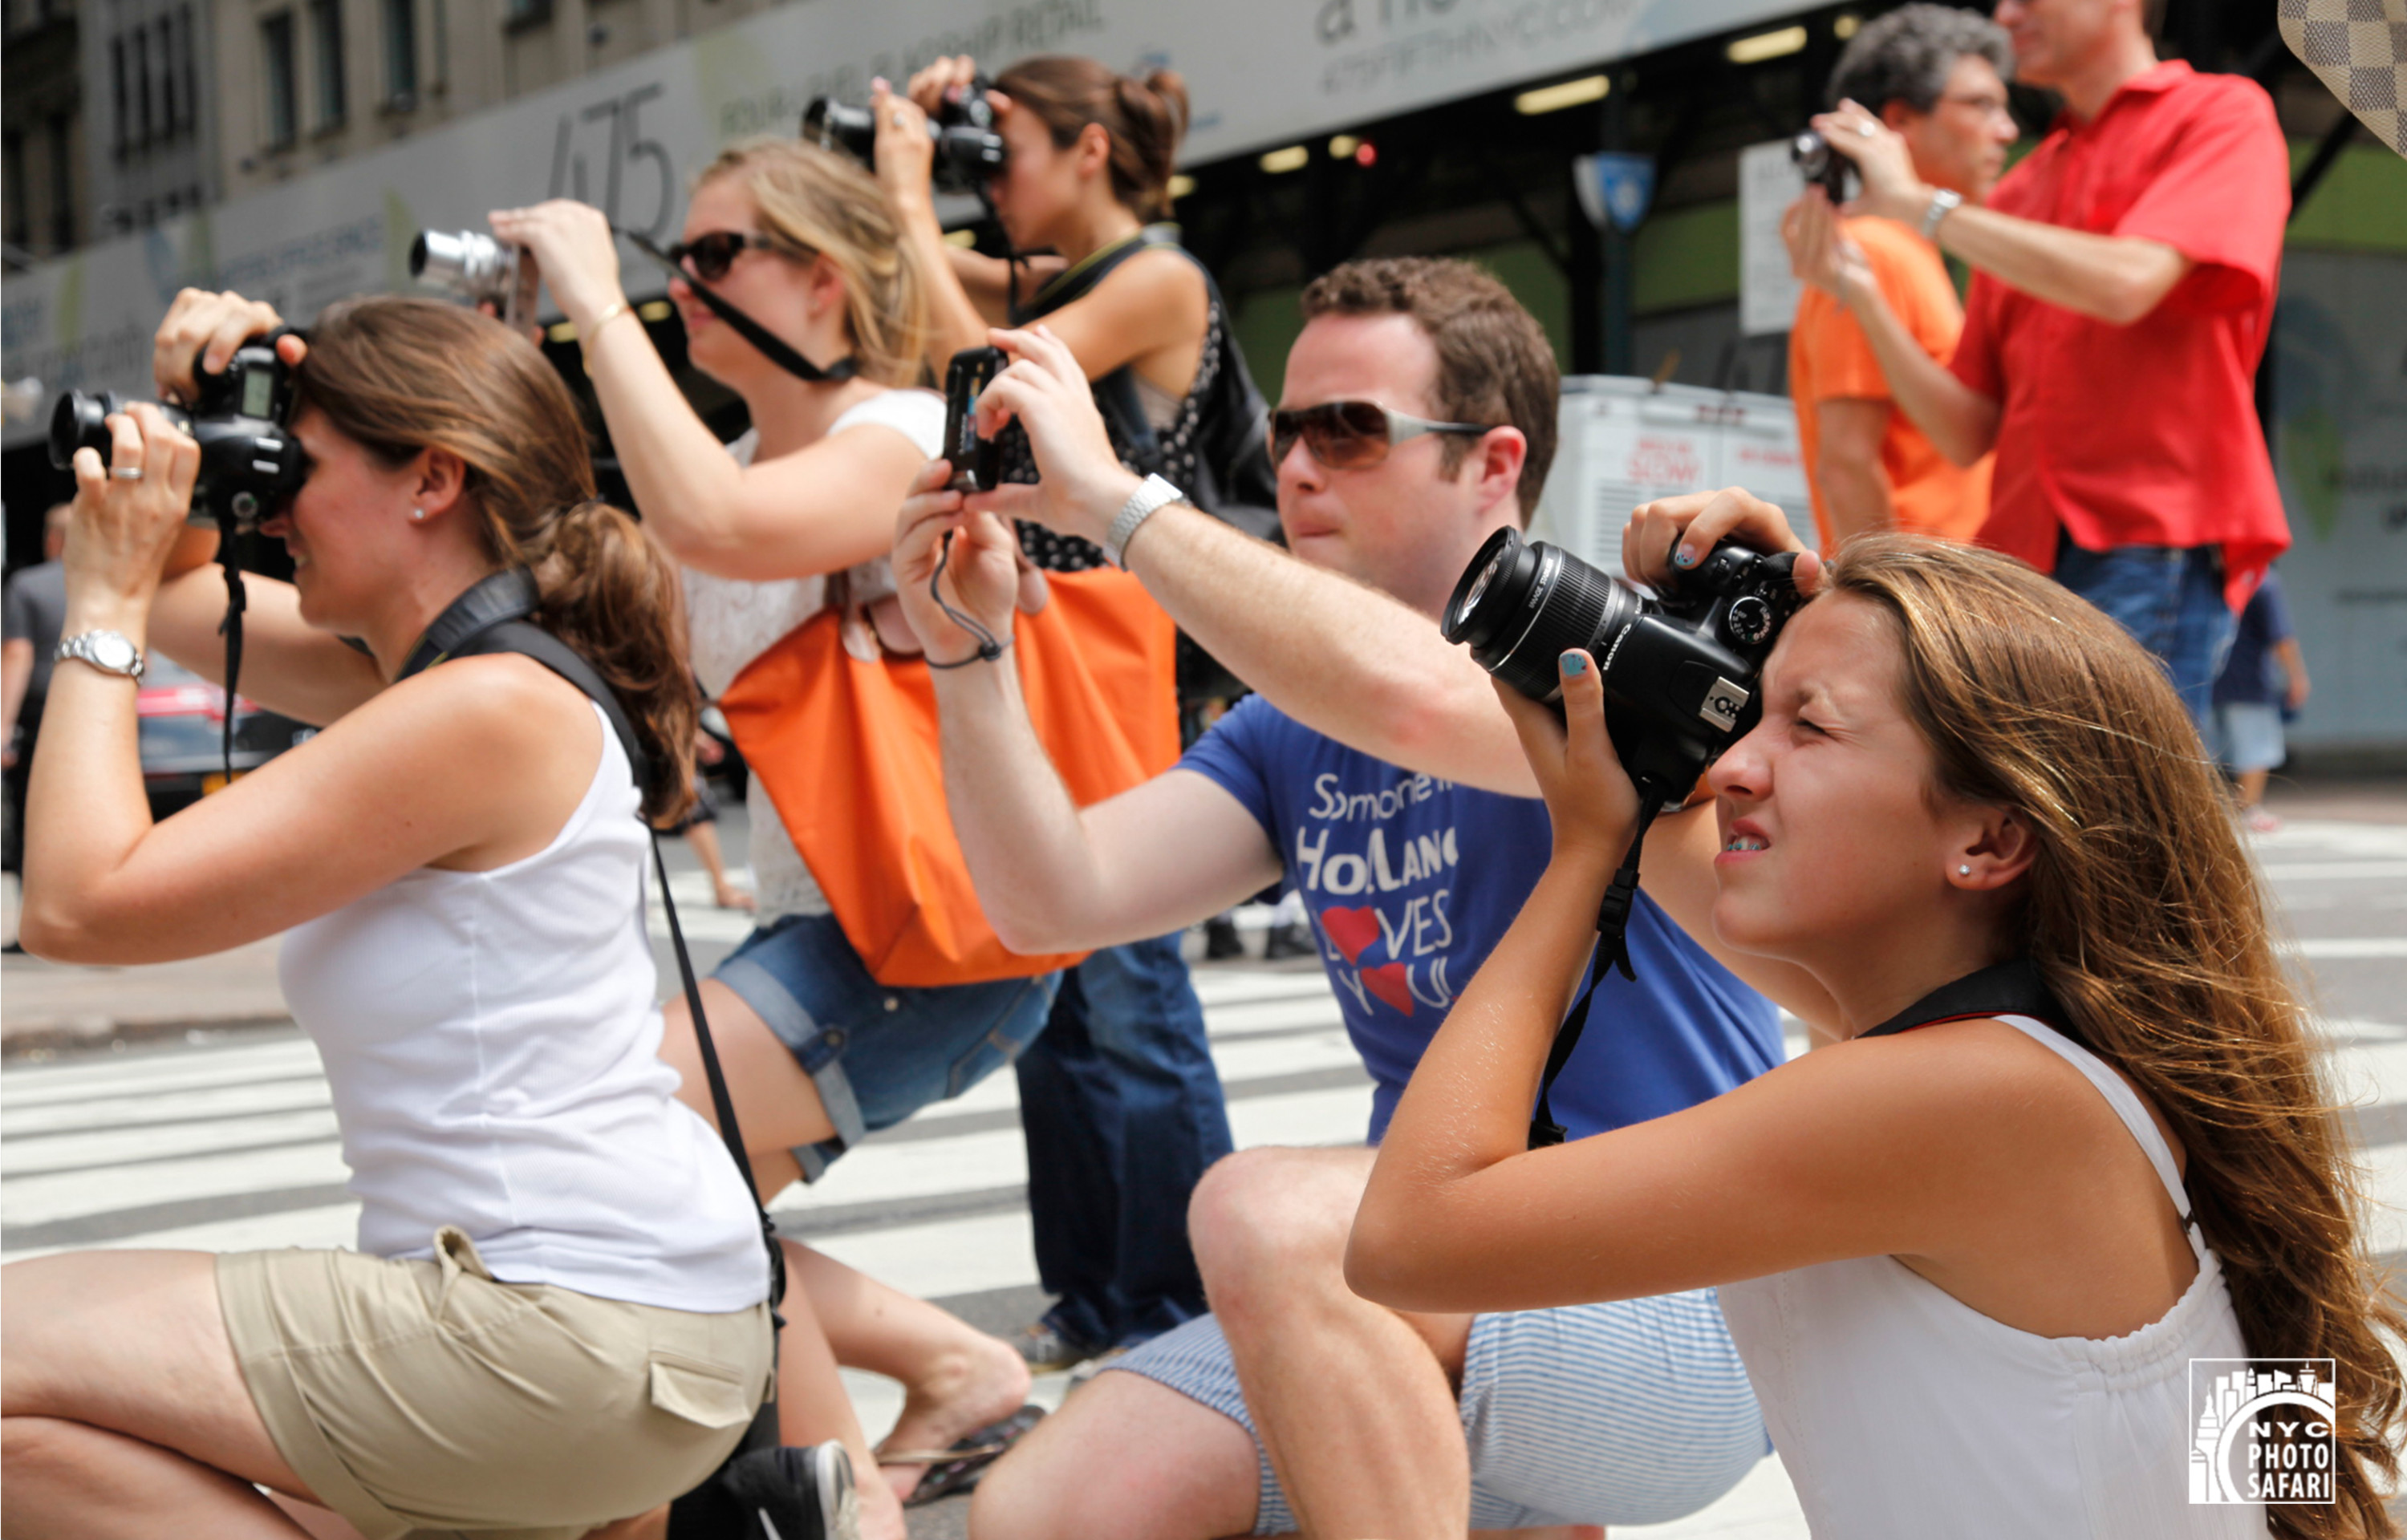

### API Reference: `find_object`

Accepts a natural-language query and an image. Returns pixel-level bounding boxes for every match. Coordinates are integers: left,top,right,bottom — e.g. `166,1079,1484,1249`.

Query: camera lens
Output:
47,391,120,470
1442,528,1638,703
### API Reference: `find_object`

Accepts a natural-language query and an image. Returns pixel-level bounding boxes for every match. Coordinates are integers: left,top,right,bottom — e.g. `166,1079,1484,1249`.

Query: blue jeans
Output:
1017,934,1232,1352
2052,539,2237,728
716,912,1060,1180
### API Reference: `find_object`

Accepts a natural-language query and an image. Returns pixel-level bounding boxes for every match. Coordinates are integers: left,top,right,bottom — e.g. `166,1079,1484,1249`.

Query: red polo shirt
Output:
1950,61,2291,610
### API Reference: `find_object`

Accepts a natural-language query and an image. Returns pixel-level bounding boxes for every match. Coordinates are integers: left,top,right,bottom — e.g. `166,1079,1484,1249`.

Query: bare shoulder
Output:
1804,1016,2155,1154
348,652,600,767
1091,246,1208,313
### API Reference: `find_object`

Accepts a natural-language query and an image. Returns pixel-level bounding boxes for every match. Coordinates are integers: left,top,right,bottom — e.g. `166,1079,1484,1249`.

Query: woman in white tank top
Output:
1353,509,2404,1539
6,296,807,1537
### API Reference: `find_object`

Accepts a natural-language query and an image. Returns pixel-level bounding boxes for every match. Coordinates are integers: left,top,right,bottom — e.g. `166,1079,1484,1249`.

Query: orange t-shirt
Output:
1788,217,1992,553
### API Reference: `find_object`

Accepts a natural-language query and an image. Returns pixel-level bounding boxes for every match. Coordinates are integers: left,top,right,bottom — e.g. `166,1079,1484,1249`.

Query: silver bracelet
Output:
1919,188,1963,241
1104,474,1184,569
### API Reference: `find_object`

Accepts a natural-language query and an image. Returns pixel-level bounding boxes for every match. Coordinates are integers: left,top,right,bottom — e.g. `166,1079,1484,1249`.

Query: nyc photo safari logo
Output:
2190,1358,2338,1505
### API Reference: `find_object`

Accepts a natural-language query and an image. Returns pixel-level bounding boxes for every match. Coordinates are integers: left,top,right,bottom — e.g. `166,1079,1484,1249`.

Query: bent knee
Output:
1188,1146,1369,1292
972,1375,1256,1540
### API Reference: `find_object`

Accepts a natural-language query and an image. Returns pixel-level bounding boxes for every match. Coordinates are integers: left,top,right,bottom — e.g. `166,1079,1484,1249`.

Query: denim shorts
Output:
714,912,1060,1180
2214,702,2286,774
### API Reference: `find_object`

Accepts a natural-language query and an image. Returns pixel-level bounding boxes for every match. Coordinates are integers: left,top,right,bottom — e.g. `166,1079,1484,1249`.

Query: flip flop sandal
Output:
879,1404,1046,1508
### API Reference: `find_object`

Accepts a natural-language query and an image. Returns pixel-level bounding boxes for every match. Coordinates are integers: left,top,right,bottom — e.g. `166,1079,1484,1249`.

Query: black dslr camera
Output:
1789,128,1852,201
1441,529,1804,800
47,338,303,529
803,82,1006,192
941,346,1005,493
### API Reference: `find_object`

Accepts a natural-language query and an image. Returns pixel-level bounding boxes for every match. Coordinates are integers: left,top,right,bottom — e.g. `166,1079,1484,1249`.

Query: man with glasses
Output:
1783,3,2016,553
906,258,1816,1538
1789,0,2291,724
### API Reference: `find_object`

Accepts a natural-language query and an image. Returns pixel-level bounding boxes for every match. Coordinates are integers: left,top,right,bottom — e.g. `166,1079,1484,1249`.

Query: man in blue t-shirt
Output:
897,259,1835,1538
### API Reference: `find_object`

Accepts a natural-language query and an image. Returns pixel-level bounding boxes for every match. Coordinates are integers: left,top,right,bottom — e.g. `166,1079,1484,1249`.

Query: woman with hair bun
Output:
872,51,1269,1383
1,292,804,1538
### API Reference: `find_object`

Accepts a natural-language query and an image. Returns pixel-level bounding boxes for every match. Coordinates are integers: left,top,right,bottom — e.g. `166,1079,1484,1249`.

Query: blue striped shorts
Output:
1108,1288,1768,1531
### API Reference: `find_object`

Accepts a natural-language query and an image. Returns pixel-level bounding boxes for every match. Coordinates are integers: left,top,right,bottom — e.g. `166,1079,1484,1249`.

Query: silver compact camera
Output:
408,229,540,326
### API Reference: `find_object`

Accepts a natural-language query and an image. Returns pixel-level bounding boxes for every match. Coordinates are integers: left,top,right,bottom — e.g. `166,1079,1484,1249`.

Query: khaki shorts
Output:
217,1228,773,1540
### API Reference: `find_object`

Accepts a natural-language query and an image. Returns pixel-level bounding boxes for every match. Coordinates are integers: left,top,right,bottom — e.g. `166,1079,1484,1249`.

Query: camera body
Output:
1442,528,1803,798
942,346,1006,493
409,229,541,327
47,340,303,529
803,84,1007,193
1789,129,1852,201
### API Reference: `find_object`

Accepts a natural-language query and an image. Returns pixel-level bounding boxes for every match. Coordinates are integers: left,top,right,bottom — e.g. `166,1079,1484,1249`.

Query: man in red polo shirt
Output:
1787,0,2291,725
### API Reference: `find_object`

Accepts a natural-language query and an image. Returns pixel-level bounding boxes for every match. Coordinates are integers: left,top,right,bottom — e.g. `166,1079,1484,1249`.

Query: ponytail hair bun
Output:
999,56,1190,219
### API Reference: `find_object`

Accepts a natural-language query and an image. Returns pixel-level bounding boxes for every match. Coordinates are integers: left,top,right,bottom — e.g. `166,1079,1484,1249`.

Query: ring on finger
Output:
112,466,144,480
1855,121,1876,137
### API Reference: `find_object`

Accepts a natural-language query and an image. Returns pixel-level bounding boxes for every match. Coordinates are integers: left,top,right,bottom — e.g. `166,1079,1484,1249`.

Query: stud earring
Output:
1958,864,1973,877
409,508,426,521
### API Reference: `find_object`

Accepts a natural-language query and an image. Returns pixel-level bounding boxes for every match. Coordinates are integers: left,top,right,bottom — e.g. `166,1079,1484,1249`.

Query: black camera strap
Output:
1528,788,1670,1149
216,531,247,784
1860,957,2081,1048
616,229,858,385
396,569,787,1319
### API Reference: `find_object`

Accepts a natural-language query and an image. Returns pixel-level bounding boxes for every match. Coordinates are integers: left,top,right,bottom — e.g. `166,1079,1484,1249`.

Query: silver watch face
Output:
90,633,136,670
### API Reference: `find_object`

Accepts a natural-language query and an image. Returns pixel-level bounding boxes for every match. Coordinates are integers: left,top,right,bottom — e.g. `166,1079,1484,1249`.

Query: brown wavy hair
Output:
996,56,1189,220
696,137,930,387
295,295,697,823
1824,534,2403,1539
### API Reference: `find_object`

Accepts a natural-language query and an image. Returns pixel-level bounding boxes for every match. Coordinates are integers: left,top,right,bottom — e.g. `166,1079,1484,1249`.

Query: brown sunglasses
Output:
1268,400,1499,470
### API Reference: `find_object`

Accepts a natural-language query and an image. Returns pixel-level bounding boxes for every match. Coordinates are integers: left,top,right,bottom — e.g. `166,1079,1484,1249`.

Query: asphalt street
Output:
3,784,2403,1538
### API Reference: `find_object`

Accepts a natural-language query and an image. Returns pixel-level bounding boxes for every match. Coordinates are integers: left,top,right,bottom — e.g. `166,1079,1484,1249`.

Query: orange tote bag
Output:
716,565,1179,987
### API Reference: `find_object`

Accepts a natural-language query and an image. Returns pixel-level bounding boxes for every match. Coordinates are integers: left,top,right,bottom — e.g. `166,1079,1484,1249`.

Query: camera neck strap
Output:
1528,786,1670,1149
1859,957,2080,1048
617,229,857,385
394,568,787,1312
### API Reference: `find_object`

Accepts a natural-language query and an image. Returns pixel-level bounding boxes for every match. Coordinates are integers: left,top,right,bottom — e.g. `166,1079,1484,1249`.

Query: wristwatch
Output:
1105,474,1186,569
56,630,146,680
1919,188,1963,241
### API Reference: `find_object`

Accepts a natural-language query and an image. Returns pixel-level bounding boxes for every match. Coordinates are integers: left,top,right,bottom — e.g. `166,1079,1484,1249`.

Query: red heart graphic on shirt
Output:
1317,906,1382,965
1360,962,1416,1015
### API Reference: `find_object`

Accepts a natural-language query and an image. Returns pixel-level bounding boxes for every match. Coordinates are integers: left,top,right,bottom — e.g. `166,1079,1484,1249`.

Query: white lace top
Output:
681,390,946,924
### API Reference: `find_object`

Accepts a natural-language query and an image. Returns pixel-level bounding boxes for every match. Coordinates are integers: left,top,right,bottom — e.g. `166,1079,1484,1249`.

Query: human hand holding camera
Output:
1622,488,1821,595
960,325,1145,546
64,404,204,629
1807,99,1931,226
1783,190,1877,308
1497,651,1645,869
486,201,625,334
894,461,1029,668
152,289,302,404
868,79,940,213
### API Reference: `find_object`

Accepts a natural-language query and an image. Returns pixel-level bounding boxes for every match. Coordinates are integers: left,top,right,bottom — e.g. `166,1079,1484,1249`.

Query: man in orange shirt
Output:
1786,4,2019,553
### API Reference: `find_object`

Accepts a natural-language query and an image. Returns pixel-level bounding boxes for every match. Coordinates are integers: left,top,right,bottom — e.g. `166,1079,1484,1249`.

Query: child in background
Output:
2211,569,2311,835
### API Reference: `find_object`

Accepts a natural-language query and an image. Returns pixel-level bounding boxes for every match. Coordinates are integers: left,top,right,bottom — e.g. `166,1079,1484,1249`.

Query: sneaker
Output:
716,1441,858,1540
2244,808,2283,835
1203,914,1246,959
1011,1319,1102,1372
1262,921,1316,960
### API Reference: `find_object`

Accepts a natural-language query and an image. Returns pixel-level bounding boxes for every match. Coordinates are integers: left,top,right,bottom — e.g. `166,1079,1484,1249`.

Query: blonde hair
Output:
1824,534,2404,1540
696,137,931,387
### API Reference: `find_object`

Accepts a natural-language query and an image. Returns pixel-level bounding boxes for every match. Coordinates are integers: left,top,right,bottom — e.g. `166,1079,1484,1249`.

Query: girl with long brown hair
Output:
1350,501,2404,1538
2,293,806,1538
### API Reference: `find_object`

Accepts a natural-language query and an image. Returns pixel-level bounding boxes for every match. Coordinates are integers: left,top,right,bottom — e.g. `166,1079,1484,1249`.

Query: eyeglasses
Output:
666,231,785,283
1268,400,1499,471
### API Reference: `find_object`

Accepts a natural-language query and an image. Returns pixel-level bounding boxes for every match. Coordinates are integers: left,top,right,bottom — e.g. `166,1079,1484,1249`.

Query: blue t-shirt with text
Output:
1180,695,1784,1141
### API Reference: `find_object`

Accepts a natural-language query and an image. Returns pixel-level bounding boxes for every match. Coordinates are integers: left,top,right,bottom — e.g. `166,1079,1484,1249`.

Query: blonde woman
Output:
1351,511,2405,1538
491,140,1045,1534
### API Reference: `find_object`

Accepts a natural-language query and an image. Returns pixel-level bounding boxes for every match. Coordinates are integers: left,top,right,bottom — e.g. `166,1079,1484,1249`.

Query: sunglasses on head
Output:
667,230,787,283
1268,400,1498,470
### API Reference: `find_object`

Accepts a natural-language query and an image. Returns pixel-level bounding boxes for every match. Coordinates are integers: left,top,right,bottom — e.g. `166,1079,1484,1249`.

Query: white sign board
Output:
1,0,1806,446
1529,375,1812,573
1737,138,1804,338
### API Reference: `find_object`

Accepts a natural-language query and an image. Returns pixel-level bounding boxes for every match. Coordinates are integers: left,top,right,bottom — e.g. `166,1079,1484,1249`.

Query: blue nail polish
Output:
1561,650,1589,676
1674,544,1697,568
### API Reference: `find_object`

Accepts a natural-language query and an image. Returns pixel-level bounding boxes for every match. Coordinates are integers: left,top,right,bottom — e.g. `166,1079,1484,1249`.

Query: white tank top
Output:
680,389,947,925
1716,1015,2263,1538
278,701,769,1313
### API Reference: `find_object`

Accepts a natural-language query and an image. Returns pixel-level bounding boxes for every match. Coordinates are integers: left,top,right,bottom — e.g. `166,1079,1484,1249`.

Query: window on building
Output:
503,0,550,30
262,10,296,148
384,0,416,104
110,34,128,159
47,111,72,247
5,131,27,249
156,17,177,138
309,0,346,128
179,6,197,133
132,25,152,148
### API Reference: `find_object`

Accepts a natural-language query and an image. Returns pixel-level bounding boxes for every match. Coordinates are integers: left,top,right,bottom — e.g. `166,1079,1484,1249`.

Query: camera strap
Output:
1528,788,1670,1150
616,229,858,384
216,529,248,784
396,569,788,1318
1859,957,2081,1048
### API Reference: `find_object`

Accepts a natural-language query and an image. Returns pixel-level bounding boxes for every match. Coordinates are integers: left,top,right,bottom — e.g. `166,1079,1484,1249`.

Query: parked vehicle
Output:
137,658,313,817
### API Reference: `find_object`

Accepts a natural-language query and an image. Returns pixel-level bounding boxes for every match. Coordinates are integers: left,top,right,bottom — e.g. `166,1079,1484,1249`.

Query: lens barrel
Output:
408,229,512,298
802,98,878,161
1441,527,1636,703
47,391,121,470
